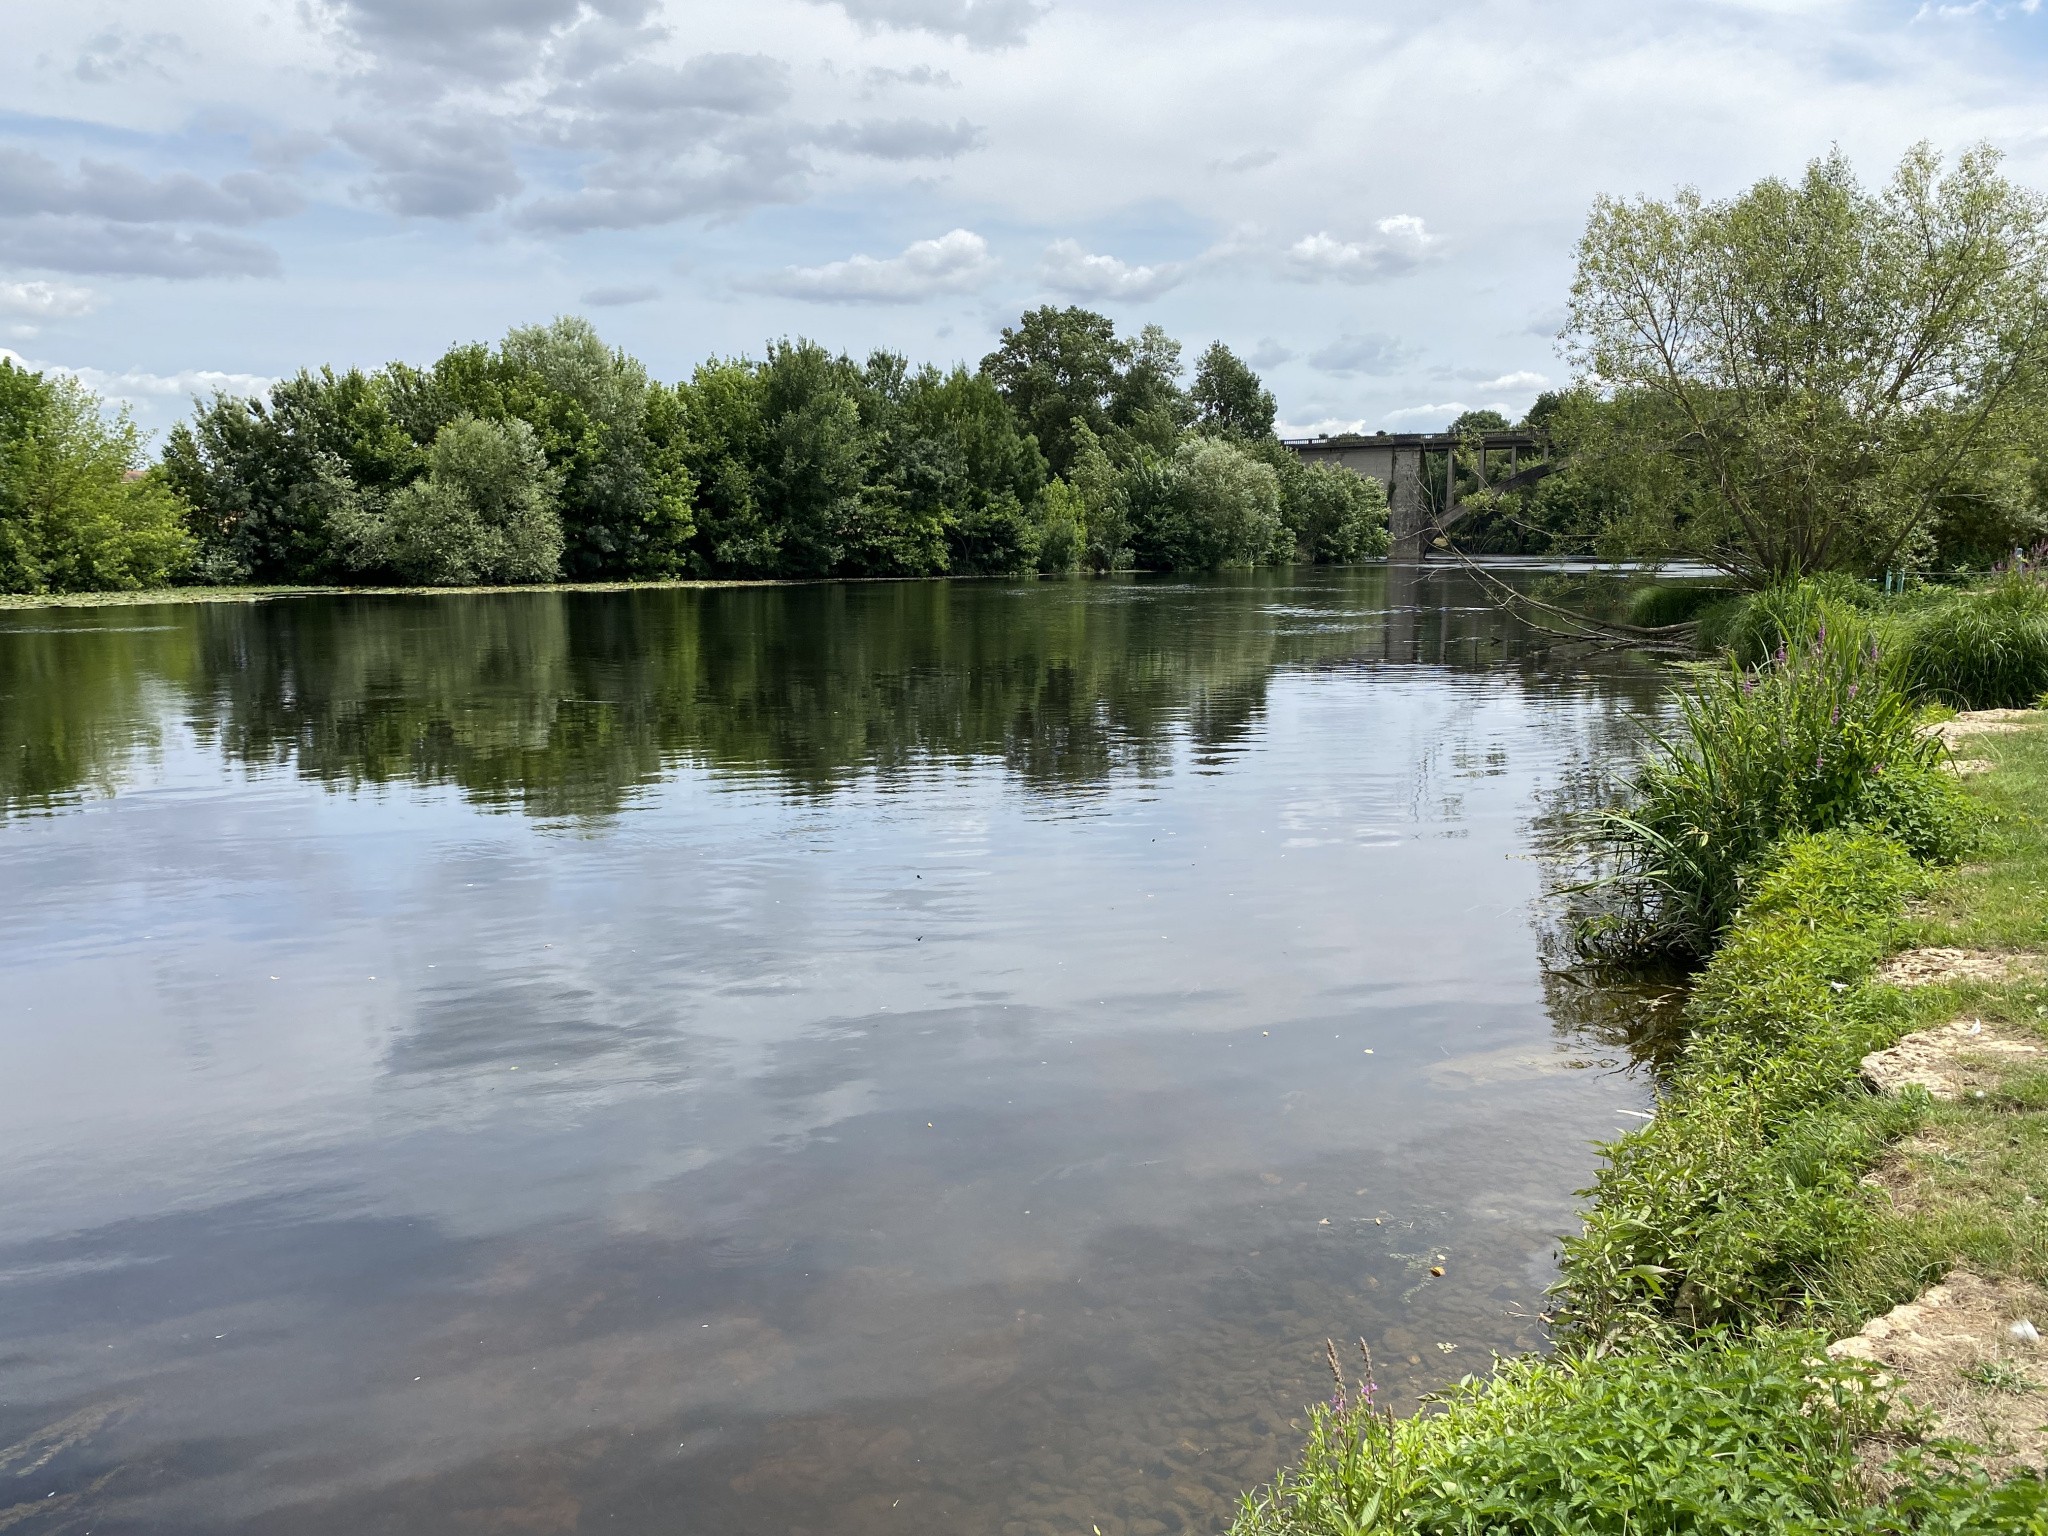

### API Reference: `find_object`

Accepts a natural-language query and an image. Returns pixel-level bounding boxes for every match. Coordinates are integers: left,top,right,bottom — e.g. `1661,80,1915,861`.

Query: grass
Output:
1231,702,2048,1536
1592,619,1972,958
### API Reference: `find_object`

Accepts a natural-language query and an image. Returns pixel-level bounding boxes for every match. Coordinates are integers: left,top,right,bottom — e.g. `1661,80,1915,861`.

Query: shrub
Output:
1282,460,1391,564
1626,580,1732,629
1128,436,1285,571
1559,833,1924,1339
1032,478,1087,572
1235,1331,1925,1536
0,358,194,593
1597,618,1968,957
1699,573,1879,666
1888,572,2048,709
336,415,562,585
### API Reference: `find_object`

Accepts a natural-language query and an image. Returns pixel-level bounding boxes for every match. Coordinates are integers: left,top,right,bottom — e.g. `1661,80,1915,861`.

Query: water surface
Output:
0,566,1665,1535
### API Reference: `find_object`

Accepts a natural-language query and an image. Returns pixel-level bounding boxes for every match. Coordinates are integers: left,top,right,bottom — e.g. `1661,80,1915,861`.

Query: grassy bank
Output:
1233,709,2048,1531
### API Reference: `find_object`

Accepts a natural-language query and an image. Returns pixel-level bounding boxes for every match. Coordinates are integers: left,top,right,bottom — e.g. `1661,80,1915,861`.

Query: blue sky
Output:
3,0,2045,437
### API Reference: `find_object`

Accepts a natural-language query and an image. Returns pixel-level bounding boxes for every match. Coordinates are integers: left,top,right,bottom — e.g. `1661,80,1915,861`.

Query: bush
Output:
1889,572,2048,709
1032,479,1086,572
1281,460,1391,564
1128,436,1285,571
1699,573,1880,666
1233,1328,2048,1536
336,415,562,585
1561,833,1925,1338
1626,580,1732,629
1597,618,1969,957
0,358,194,593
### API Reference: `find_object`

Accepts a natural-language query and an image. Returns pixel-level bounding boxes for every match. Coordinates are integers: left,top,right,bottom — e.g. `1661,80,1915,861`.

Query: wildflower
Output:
1741,677,1757,696
1847,683,1859,698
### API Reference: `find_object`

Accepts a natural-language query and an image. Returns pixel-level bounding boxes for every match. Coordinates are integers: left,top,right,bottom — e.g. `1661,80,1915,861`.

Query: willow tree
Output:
1565,145,2048,583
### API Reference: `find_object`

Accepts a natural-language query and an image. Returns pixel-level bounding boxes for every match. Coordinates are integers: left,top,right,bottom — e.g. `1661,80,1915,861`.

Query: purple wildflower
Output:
1848,683,1859,698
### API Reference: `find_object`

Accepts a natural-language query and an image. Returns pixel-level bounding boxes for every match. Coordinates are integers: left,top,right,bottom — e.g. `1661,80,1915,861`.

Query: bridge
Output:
1282,430,1547,560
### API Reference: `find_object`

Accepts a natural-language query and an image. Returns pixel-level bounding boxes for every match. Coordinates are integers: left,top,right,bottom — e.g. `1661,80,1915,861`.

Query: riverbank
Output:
1233,711,2048,1532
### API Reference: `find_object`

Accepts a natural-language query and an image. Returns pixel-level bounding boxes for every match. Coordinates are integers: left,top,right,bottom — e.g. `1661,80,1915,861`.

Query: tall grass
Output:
1595,619,1969,958
1889,573,2048,709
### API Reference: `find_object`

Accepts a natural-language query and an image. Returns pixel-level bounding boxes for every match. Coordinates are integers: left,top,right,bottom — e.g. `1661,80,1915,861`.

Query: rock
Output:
1860,1019,2044,1099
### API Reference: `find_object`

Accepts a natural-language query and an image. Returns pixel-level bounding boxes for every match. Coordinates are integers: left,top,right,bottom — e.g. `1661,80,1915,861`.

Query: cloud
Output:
0,281,98,321
1307,333,1412,375
1284,216,1438,284
863,65,959,92
1246,339,1294,368
0,349,276,406
1458,370,1549,392
550,54,792,122
1382,401,1515,431
0,220,281,279
808,0,1046,48
0,150,301,226
1210,149,1278,174
318,0,662,93
1038,240,1186,301
821,118,985,160
338,119,524,217
73,29,187,83
745,228,997,303
581,284,660,306
514,132,810,231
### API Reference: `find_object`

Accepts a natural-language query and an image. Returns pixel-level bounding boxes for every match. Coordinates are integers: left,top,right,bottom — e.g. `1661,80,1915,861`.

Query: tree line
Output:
0,309,1390,596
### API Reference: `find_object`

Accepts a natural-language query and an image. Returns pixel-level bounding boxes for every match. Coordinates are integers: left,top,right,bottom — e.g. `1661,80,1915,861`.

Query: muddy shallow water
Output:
0,565,1668,1534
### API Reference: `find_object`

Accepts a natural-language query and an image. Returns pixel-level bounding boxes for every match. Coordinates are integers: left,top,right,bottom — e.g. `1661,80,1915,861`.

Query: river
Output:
0,565,1669,1535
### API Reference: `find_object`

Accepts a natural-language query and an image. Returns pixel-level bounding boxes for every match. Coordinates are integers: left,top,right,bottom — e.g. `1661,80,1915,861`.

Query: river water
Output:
0,566,1669,1536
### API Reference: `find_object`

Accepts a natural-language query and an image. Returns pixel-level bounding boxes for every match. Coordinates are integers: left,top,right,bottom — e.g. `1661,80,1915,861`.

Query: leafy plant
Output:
1889,572,2048,709
1595,616,1967,957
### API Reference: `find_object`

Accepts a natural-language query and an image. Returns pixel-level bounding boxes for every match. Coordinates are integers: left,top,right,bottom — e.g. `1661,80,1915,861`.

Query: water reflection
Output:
0,567,1670,1536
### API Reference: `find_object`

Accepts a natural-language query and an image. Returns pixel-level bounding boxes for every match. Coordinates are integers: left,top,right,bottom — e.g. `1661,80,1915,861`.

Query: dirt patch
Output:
1921,709,2044,750
1876,948,2043,988
1828,1270,2048,1484
1943,759,1994,777
1860,1019,2046,1100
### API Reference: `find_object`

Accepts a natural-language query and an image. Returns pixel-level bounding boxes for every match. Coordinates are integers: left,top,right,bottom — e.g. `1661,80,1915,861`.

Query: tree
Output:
336,414,562,585
1191,342,1276,439
1280,459,1390,563
1128,436,1284,571
1566,144,2048,584
979,306,1127,477
165,366,416,584
1,359,193,593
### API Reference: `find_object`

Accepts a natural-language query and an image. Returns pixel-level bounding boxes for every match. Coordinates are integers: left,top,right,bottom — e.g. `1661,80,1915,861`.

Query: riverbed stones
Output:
1827,1270,2048,1483
1859,1019,2045,1099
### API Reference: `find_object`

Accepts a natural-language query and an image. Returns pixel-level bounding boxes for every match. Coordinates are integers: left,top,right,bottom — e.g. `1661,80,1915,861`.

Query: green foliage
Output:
1625,581,1732,628
1192,341,1276,440
978,306,1193,478
1233,1330,2047,1536
1889,573,2048,708
1599,618,1968,956
1127,436,1285,571
1282,460,1392,564
1032,479,1087,572
335,415,563,585
1565,145,2048,584
1562,832,1926,1336
0,358,194,593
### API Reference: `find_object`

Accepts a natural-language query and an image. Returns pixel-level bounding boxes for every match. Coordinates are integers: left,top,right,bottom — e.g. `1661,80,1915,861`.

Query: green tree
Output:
1109,324,1191,455
1279,459,1391,563
336,415,562,585
1,359,194,593
1566,143,2048,583
979,306,1127,477
1191,342,1276,440
165,366,417,583
1129,436,1284,571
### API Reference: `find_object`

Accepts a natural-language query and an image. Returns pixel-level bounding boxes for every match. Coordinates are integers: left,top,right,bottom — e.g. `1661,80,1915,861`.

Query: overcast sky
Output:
3,0,2045,437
